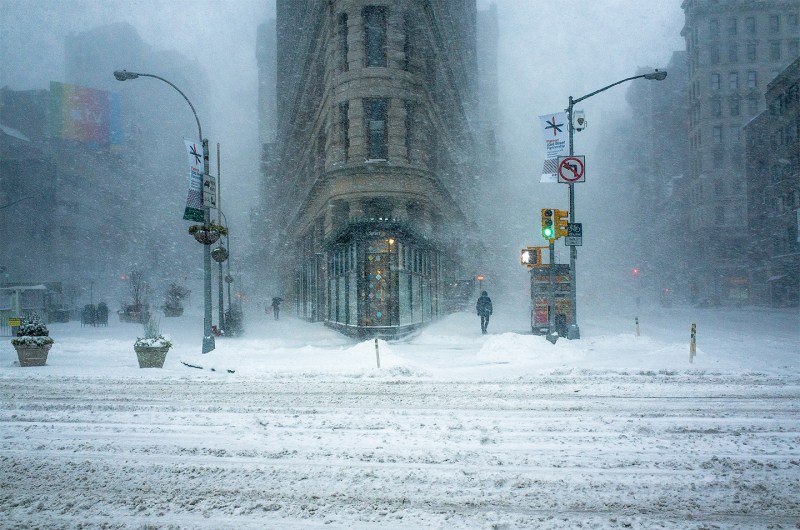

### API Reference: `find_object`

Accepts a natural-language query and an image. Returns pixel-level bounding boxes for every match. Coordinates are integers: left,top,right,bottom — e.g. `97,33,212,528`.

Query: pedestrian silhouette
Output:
271,297,283,320
476,291,493,334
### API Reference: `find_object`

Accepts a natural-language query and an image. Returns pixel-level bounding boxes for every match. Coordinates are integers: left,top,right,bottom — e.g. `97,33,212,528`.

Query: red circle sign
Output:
558,157,585,182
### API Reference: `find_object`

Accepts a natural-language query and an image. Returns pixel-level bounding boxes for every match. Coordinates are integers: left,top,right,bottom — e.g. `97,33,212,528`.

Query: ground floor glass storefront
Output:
324,232,441,337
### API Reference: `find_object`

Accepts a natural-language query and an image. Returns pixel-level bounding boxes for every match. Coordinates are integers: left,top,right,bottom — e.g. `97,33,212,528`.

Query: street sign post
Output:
202,174,217,208
565,222,583,246
557,155,586,183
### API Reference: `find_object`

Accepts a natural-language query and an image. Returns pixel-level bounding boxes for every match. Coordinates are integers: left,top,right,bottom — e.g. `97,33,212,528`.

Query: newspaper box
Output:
530,264,573,336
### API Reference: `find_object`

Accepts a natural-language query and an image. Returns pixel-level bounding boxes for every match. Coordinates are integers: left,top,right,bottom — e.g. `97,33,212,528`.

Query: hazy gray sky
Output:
1,0,685,261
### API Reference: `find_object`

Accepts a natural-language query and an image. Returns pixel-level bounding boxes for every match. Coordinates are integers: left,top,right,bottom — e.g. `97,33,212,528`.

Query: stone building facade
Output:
744,56,800,306
681,0,799,304
266,0,489,337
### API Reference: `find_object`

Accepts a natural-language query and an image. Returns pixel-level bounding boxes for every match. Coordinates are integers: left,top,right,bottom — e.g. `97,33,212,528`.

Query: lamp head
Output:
644,69,667,81
113,70,139,81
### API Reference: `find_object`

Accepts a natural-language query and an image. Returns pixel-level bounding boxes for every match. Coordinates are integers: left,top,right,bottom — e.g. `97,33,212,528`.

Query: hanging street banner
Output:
183,138,205,222
538,111,568,184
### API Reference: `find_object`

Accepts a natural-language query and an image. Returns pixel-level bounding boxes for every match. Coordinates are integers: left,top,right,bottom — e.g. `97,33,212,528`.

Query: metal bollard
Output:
690,323,696,363
374,337,381,369
635,316,640,337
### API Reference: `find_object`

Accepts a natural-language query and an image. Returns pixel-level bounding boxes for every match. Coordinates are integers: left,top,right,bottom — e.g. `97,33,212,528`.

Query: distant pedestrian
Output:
271,297,282,320
476,290,493,334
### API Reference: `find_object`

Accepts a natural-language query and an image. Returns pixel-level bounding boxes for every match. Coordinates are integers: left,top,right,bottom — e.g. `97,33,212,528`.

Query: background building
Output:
622,51,690,301
262,0,494,337
681,0,800,304
745,56,800,306
0,23,211,317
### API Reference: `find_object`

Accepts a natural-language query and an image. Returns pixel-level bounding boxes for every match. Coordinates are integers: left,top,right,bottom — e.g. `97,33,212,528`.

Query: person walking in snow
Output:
271,297,282,320
476,290,493,335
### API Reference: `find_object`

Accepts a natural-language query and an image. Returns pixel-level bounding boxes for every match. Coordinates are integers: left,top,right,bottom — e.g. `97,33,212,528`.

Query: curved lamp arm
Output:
113,70,202,143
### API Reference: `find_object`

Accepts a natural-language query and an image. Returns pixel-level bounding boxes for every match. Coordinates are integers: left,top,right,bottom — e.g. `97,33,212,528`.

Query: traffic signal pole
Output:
548,241,556,340
566,97,580,340
564,70,667,341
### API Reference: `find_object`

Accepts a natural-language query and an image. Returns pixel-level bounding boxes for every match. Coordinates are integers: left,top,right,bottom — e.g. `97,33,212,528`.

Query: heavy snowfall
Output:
2,301,798,528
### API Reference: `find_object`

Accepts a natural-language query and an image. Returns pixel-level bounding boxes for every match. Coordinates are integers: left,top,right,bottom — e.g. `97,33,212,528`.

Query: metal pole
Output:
202,139,215,353
562,70,666,341
567,96,580,339
217,143,225,333
548,241,556,336
113,69,214,354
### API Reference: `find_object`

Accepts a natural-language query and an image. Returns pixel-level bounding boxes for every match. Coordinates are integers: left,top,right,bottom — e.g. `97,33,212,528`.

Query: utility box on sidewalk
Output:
530,264,572,336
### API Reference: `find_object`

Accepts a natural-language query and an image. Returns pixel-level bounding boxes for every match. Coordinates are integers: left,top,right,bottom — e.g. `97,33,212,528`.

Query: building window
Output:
728,71,739,90
404,100,416,162
747,70,758,88
770,40,781,61
713,126,723,143
729,125,740,144
745,16,756,35
729,96,740,116
365,98,388,160
769,14,780,33
746,41,757,62
337,13,349,73
711,72,721,90
403,13,412,71
747,94,759,115
363,6,387,67
728,43,738,63
339,101,349,162
711,98,722,117
710,46,720,64
789,13,799,29
715,206,725,224
789,39,799,59
714,179,724,195
709,18,720,38
727,17,737,36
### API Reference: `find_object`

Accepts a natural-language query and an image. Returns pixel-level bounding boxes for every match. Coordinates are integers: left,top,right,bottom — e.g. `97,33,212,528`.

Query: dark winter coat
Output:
476,292,493,317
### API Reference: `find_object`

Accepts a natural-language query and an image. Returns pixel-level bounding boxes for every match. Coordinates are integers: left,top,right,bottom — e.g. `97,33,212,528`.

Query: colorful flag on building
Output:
49,81,121,145
538,112,568,183
183,139,205,222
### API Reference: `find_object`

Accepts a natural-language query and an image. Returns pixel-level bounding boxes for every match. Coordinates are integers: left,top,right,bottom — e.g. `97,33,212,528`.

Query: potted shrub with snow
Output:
133,316,172,368
161,283,190,317
11,312,54,367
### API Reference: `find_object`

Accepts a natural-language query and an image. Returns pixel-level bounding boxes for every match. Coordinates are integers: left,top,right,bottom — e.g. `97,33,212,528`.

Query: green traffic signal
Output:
541,208,554,240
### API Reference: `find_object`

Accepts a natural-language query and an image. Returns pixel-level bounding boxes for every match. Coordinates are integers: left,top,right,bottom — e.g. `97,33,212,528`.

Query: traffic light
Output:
520,247,542,266
541,208,554,240
554,209,569,239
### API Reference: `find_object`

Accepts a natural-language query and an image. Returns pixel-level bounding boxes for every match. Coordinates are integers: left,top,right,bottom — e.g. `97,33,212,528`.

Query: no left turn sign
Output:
557,156,586,183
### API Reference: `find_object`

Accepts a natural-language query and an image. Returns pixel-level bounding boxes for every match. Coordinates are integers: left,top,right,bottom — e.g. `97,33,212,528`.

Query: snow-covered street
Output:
1,304,799,528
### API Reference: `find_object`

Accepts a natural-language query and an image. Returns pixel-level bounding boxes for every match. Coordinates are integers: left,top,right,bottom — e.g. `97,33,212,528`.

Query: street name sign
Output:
202,174,217,208
565,222,582,246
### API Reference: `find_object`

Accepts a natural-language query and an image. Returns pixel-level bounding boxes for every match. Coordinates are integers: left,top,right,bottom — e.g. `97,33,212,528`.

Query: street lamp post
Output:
113,69,215,353
565,69,667,340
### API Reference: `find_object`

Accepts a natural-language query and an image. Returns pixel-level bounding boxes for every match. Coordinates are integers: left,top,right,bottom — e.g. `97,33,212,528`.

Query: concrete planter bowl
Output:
133,345,170,368
13,343,53,367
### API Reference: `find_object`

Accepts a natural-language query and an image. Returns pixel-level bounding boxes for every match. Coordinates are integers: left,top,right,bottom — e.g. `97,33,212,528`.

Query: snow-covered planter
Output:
11,312,54,367
133,316,172,368
189,223,227,245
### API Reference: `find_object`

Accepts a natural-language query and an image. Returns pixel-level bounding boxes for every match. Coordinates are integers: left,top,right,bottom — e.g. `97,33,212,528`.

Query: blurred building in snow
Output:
260,0,497,337
681,0,800,305
744,56,800,307
0,23,212,318
619,51,691,303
